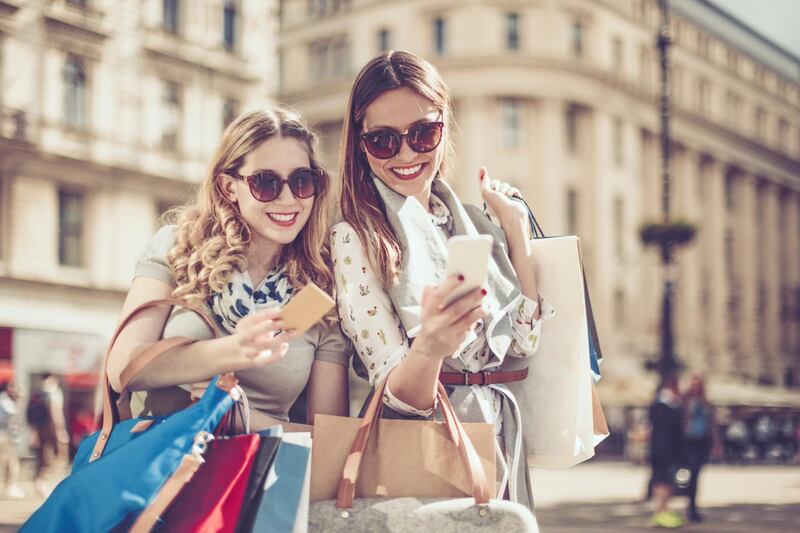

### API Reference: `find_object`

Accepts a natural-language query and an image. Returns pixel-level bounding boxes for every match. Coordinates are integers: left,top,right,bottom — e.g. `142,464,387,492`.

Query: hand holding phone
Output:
279,283,335,336
441,234,493,307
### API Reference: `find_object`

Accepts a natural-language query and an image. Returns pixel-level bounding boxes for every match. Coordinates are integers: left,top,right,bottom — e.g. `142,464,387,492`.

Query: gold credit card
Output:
280,283,335,335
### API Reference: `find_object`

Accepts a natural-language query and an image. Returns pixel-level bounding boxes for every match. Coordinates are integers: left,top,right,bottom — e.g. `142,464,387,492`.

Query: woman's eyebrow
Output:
366,113,441,131
245,166,310,175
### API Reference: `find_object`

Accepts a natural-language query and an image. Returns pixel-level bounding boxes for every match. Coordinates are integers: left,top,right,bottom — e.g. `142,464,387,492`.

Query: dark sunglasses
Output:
360,121,444,159
232,168,322,203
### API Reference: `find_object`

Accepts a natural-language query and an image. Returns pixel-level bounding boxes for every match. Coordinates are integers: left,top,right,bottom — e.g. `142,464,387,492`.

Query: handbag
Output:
22,299,248,533
310,377,496,502
308,377,538,532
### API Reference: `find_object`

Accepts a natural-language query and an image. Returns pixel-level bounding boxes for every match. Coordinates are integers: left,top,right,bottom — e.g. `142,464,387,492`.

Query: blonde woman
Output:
106,107,350,431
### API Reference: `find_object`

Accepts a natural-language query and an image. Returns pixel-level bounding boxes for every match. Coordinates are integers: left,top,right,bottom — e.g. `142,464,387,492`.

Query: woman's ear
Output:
218,174,239,203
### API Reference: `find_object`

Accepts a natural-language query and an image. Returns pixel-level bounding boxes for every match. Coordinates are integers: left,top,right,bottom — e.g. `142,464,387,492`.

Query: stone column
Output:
703,158,729,376
762,183,782,382
736,173,759,380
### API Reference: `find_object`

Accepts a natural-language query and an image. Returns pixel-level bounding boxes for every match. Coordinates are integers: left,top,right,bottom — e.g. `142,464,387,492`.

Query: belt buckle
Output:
464,372,471,386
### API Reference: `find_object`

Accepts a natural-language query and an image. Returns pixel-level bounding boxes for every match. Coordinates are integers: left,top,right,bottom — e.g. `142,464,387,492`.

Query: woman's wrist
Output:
407,335,441,362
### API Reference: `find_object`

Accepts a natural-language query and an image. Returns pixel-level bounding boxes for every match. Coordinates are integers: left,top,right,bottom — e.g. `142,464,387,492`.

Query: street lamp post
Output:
656,0,678,379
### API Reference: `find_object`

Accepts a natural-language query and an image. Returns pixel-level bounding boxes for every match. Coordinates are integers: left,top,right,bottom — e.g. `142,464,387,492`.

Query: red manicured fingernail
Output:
458,274,465,282
481,288,487,296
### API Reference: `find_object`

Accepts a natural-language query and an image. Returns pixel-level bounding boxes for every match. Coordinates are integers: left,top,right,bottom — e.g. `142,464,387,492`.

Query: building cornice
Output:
0,273,127,300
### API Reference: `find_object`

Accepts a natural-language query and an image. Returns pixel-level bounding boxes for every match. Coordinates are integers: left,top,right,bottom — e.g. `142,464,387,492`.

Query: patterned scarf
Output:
208,267,294,334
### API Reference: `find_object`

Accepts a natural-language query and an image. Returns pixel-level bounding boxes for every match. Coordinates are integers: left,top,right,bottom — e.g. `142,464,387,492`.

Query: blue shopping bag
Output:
252,430,312,533
22,299,238,533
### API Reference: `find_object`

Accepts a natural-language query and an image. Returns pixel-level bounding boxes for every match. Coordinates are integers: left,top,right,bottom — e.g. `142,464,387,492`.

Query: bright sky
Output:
706,0,800,56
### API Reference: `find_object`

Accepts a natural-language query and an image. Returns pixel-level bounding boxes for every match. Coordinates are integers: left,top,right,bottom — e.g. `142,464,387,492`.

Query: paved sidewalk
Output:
532,461,800,532
2,460,798,531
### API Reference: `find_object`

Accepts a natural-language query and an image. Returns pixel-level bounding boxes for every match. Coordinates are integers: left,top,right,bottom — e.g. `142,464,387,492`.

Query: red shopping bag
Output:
162,434,261,532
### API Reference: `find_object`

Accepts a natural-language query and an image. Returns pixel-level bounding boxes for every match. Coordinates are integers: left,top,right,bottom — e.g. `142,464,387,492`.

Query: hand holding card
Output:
280,283,335,336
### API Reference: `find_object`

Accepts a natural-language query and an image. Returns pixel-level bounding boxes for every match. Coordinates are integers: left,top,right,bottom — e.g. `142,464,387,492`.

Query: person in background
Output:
648,374,685,528
0,381,24,498
681,375,721,523
26,374,68,495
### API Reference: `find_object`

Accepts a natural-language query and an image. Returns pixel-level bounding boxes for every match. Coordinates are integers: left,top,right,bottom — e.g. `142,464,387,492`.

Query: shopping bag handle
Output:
91,298,235,463
335,375,492,508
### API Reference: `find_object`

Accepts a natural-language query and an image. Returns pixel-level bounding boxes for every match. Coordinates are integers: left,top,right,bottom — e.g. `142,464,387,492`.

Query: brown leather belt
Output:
438,367,528,386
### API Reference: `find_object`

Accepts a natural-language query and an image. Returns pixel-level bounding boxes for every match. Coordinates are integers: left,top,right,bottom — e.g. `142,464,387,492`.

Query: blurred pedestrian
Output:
26,374,68,495
682,375,720,522
649,375,685,528
0,381,24,498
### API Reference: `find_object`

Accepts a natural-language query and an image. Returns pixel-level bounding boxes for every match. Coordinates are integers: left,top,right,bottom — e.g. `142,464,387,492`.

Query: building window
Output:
378,28,390,52
611,36,623,73
308,0,350,18
754,107,766,139
695,77,709,114
639,45,652,90
58,190,84,267
501,99,521,147
777,119,789,150
565,103,578,154
613,117,623,166
613,196,624,258
163,0,179,34
754,66,765,86
566,188,578,235
572,21,583,58
433,17,446,55
726,49,739,73
223,0,237,51
725,91,741,126
222,98,239,131
506,12,520,51
161,81,181,150
697,32,709,58
62,56,87,131
309,37,349,82
724,174,735,211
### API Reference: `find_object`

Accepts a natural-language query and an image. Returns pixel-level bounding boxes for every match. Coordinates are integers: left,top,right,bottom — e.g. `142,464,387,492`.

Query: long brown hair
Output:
167,107,334,308
339,50,456,286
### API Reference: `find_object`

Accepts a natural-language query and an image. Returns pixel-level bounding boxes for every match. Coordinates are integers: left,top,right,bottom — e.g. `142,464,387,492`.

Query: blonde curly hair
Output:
166,107,334,311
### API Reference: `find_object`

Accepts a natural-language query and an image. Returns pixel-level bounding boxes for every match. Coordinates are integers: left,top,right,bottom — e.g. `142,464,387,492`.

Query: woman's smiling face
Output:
361,86,445,202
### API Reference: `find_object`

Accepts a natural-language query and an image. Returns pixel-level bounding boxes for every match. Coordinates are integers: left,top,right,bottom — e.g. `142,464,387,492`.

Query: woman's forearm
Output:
506,229,541,319
125,335,254,391
385,344,443,411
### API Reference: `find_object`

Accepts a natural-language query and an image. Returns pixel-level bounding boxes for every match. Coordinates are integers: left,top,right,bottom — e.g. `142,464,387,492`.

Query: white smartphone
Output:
442,234,493,307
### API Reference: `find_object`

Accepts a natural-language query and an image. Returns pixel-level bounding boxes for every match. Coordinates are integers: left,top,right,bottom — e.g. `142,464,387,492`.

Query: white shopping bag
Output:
506,235,608,468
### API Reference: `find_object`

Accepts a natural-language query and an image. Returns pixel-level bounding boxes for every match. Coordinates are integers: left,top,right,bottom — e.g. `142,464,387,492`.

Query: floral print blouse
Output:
331,194,555,417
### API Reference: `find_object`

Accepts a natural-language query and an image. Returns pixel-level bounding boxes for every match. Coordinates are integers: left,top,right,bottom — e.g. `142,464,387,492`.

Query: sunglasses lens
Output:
288,170,319,199
407,122,443,153
363,130,400,159
248,173,281,202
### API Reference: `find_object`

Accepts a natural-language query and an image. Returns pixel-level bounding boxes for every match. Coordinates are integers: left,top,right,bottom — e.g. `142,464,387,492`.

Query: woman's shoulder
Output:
134,224,179,283
330,221,367,251
147,224,179,249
